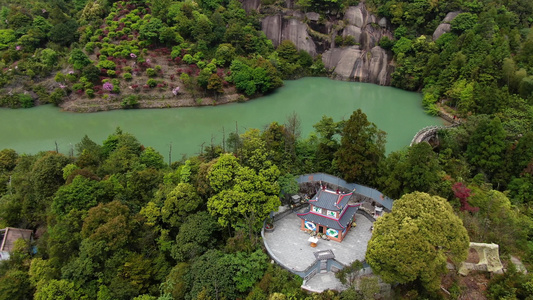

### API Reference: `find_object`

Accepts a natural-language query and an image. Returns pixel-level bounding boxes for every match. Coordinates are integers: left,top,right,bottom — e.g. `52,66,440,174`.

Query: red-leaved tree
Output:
452,182,479,212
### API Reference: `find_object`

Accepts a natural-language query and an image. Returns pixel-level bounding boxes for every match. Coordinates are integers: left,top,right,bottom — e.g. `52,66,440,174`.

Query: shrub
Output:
121,95,139,108
107,70,116,77
50,88,66,105
146,68,156,77
103,82,114,92
123,72,132,80
66,73,77,82
155,65,162,72
171,48,181,59
98,60,116,70
18,94,34,108
54,72,66,83
334,35,343,46
85,42,96,53
183,54,194,64
147,78,157,87
72,83,84,91
86,89,95,98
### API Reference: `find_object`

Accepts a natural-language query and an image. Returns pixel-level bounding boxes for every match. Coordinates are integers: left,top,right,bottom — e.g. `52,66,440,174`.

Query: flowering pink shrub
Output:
172,86,180,95
103,82,114,92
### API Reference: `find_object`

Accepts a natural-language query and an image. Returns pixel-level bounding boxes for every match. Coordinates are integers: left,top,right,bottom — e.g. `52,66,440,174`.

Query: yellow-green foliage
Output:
366,192,469,290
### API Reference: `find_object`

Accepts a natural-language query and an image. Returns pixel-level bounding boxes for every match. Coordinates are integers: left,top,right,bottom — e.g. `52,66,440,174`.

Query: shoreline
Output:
59,92,245,113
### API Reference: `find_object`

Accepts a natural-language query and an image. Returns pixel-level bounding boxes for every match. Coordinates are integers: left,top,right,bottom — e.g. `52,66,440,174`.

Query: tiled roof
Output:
339,205,360,228
314,249,335,260
309,189,353,211
297,204,360,230
0,227,32,253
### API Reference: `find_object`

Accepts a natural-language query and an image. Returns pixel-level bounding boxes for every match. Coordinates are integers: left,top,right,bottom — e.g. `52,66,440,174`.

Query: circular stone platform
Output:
263,209,374,272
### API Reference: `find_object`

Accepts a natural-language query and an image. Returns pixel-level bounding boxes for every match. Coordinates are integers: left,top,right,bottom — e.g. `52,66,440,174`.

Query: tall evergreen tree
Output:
334,109,386,185
466,116,507,180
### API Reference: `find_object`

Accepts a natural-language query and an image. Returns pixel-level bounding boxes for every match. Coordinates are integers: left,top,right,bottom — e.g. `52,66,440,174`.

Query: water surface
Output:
0,78,443,158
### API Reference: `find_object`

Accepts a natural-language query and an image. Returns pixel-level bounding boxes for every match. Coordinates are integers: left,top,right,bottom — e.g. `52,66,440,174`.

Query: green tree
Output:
187,250,237,300
52,176,103,217
278,173,299,200
140,147,165,169
139,17,164,44
207,73,224,96
0,148,18,171
207,154,280,240
0,270,32,300
81,201,134,250
378,142,444,199
34,279,82,300
313,115,342,173
162,183,203,228
161,262,189,300
334,109,386,186
215,43,236,66
466,116,507,180
69,49,92,70
171,211,221,261
48,20,79,46
226,249,268,292
47,209,86,266
366,192,469,291
451,13,479,33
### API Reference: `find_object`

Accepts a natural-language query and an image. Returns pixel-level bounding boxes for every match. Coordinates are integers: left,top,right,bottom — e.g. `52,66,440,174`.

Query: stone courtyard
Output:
263,206,374,291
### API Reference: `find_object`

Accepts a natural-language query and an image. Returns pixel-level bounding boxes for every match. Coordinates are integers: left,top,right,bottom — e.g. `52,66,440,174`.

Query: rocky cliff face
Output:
247,1,395,85
325,4,394,85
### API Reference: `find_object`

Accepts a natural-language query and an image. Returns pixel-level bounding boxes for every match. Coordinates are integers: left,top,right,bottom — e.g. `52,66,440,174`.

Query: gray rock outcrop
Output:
262,15,317,56
433,24,451,40
322,46,391,85
432,11,461,40
260,2,394,85
241,0,261,12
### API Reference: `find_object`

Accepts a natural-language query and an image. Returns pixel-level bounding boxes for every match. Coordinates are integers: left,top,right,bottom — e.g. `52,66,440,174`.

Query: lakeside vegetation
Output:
0,0,325,110
1,0,533,298
1,107,533,298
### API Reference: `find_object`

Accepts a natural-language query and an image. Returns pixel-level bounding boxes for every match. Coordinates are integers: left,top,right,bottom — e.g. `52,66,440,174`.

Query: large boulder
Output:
342,25,362,44
322,46,393,85
262,15,317,56
345,6,366,28
241,0,261,12
433,23,451,40
443,11,461,23
432,11,461,40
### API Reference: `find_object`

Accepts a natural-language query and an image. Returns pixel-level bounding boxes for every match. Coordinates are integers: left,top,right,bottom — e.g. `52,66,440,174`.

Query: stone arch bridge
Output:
410,123,460,147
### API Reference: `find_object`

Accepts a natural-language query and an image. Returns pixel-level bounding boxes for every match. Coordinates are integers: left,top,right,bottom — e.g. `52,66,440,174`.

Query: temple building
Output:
297,186,360,242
